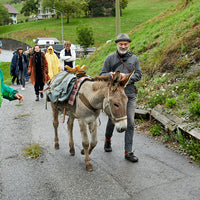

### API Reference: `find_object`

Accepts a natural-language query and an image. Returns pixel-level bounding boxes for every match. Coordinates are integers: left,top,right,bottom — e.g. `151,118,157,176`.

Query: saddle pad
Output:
68,76,91,105
47,71,76,104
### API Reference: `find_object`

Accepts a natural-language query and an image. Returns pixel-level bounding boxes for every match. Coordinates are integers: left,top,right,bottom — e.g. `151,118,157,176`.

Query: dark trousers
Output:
34,80,44,96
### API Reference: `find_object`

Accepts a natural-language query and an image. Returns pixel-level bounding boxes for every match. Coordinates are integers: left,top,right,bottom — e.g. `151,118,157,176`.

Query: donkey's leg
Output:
51,104,59,149
78,119,93,172
67,116,75,156
88,121,98,155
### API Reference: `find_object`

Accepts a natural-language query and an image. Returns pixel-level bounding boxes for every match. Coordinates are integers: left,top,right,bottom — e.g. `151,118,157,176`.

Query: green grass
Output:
0,62,12,85
22,143,42,159
0,0,177,47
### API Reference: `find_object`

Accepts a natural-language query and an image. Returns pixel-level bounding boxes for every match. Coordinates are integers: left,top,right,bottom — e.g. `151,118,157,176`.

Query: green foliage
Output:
148,92,166,108
0,3,10,25
188,92,199,101
189,80,200,93
174,57,190,72
23,143,42,159
162,134,171,143
21,0,38,16
190,101,200,116
150,124,162,136
0,62,12,85
166,97,177,108
76,24,94,56
175,130,200,163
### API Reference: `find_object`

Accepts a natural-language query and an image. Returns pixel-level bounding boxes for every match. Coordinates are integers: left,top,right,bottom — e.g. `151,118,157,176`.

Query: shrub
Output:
189,101,200,116
189,80,200,93
188,92,199,101
166,97,177,108
175,130,200,164
148,92,166,108
150,124,162,136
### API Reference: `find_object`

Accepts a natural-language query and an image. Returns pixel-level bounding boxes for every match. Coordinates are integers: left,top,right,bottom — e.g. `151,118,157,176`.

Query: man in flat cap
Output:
100,33,142,162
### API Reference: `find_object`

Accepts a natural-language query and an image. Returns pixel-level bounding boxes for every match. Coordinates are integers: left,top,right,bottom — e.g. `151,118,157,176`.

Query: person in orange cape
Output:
28,45,50,101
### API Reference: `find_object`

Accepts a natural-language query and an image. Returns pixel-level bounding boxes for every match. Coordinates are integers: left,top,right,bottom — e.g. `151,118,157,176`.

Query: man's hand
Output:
14,93,23,103
111,72,126,79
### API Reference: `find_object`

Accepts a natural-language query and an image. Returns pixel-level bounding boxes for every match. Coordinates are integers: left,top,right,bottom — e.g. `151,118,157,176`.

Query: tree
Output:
42,0,56,11
0,4,10,26
64,2,75,23
21,0,38,16
76,25,94,57
54,0,75,23
120,0,128,9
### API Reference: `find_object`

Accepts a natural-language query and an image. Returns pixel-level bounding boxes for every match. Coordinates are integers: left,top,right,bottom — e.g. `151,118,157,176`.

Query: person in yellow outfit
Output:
45,46,61,79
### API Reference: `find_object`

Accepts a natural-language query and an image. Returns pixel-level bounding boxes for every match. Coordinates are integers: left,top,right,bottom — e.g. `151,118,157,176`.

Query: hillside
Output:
0,0,177,47
79,0,200,129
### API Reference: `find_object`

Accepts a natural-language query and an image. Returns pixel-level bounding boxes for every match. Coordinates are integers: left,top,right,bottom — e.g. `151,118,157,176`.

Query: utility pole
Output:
116,0,121,36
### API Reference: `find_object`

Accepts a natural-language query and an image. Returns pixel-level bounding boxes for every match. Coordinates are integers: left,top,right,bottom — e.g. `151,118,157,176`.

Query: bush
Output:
148,92,166,108
190,101,200,116
150,124,162,136
188,92,199,101
166,97,177,108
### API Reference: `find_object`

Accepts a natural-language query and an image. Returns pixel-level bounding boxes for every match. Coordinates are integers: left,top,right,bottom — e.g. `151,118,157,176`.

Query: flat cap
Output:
17,47,23,51
115,33,132,43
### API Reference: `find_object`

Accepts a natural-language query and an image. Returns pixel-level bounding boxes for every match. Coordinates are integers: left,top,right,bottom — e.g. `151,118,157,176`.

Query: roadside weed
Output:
150,124,162,136
23,144,42,159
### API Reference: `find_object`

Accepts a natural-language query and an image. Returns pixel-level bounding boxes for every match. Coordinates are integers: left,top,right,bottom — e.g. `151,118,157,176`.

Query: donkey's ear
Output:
120,69,135,88
111,70,121,91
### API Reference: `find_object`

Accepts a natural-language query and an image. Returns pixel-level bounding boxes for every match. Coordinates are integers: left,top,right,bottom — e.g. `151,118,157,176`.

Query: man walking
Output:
10,47,28,89
100,33,142,162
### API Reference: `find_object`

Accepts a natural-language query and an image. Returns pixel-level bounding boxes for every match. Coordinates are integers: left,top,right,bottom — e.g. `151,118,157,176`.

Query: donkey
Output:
50,70,133,171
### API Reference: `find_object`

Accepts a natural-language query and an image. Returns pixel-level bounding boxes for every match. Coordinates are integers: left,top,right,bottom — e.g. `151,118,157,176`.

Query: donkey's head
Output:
103,70,133,133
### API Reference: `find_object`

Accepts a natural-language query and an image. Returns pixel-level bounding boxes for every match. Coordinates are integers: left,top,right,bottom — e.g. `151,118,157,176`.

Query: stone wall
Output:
0,38,32,51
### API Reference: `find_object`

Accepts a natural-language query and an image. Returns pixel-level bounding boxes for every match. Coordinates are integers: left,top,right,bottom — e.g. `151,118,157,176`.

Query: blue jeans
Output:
105,98,135,152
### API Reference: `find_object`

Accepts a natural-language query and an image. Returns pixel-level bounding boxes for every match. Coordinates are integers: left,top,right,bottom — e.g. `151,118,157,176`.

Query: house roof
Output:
35,38,60,43
4,4,18,14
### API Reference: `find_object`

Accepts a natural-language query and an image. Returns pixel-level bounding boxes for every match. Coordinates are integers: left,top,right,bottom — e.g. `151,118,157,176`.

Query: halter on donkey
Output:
47,65,134,171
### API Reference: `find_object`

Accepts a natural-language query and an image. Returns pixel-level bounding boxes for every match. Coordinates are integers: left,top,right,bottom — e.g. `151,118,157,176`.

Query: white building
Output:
37,2,55,20
4,4,18,24
34,37,60,47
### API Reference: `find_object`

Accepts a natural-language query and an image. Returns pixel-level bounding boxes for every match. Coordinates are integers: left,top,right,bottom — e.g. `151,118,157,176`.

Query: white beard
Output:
117,46,129,55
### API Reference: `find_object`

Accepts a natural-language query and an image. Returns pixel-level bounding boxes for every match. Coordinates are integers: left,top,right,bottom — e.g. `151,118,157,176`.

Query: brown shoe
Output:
125,152,138,162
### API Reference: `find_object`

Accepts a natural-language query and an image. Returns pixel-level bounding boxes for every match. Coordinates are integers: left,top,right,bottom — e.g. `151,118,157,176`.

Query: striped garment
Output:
68,76,91,105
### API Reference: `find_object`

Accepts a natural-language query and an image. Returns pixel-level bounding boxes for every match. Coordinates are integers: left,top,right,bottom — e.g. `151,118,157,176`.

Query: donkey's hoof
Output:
55,144,59,149
70,149,75,156
81,149,85,155
86,164,93,172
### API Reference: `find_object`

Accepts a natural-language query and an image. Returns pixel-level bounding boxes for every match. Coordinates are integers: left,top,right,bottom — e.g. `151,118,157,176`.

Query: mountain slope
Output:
79,0,200,127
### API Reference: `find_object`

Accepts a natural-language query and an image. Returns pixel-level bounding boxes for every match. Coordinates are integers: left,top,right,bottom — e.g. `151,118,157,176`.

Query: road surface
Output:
0,81,200,200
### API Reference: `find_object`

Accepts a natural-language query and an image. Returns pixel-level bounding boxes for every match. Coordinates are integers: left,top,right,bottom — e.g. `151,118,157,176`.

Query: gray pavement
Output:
0,50,14,62
0,82,200,200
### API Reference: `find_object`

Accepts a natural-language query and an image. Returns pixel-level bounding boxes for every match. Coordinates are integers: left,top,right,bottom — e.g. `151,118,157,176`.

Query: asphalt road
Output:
0,81,200,200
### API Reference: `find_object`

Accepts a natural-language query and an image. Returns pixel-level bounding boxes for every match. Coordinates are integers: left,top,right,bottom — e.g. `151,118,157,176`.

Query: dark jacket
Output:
100,51,142,98
10,52,28,77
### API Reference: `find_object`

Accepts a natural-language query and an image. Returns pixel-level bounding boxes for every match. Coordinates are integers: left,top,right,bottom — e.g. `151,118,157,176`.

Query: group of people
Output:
9,41,76,101
1,34,142,163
